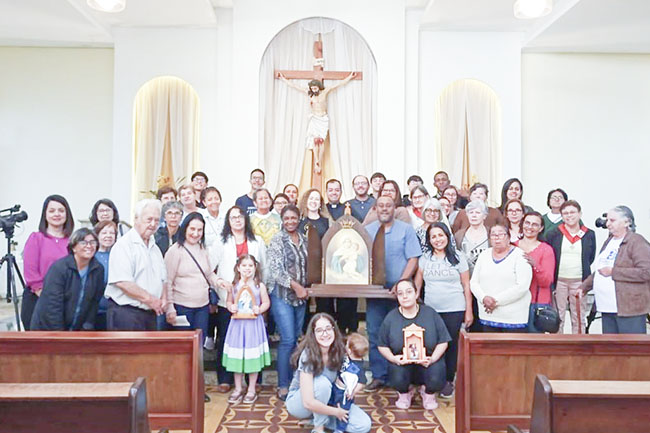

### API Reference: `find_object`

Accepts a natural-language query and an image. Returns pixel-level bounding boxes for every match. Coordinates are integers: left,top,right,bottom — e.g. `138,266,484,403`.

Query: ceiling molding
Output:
522,0,582,47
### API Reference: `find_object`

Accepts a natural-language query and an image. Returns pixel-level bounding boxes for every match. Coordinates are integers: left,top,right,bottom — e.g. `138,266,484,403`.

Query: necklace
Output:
399,304,419,319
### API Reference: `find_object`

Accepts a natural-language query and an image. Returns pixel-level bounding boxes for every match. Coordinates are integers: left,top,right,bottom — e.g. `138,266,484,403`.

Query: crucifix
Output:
275,34,363,189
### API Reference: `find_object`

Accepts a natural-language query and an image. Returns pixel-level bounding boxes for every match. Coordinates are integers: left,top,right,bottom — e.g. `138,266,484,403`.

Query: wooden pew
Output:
0,331,204,433
0,377,152,433
456,330,650,433
507,375,650,433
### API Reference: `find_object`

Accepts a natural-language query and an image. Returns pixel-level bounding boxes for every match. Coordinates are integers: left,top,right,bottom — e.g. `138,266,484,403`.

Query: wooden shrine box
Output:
402,323,425,363
232,284,257,319
307,206,393,299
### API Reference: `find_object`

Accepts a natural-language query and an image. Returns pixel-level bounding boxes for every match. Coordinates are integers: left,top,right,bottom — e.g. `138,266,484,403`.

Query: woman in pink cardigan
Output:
517,211,556,333
22,194,75,330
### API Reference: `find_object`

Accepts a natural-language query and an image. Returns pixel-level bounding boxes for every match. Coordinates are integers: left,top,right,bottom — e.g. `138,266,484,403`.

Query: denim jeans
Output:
286,375,371,433
173,303,210,344
270,289,307,388
602,313,647,334
366,298,398,382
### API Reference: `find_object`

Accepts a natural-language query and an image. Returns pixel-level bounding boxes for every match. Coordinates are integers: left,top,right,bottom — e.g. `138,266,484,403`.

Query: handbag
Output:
533,283,560,333
182,245,219,306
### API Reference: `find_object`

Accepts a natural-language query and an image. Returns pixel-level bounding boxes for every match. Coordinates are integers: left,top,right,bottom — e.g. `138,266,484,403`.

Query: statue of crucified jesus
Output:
279,71,356,174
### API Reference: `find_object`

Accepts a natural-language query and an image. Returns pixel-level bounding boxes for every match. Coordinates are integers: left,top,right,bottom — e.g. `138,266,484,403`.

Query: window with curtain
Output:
132,76,200,207
434,79,502,205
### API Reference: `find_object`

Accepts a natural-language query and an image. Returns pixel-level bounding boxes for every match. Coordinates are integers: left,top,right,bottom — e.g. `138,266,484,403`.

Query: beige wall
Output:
522,53,650,243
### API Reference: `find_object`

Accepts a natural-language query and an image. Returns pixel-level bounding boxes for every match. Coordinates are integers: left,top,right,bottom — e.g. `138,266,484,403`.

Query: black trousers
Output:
336,298,359,334
439,311,464,383
387,357,446,394
20,289,39,331
215,306,234,385
482,324,528,333
106,300,156,331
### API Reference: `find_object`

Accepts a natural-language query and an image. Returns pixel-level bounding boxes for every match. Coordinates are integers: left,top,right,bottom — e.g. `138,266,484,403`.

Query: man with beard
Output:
364,196,422,391
346,175,375,223
279,72,356,174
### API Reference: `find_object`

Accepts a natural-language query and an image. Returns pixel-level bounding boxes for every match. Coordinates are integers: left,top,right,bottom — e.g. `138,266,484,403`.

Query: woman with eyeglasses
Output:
285,313,371,433
517,212,556,333
406,185,430,229
377,279,450,410
541,188,568,240
154,200,183,256
545,200,596,333
30,228,105,331
504,199,525,243
470,224,532,333
211,205,267,393
22,194,75,330
89,198,130,237
442,185,462,226
93,220,118,330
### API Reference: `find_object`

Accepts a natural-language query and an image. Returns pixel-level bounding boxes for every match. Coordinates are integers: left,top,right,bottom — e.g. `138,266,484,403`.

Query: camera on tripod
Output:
594,212,608,229
0,205,28,235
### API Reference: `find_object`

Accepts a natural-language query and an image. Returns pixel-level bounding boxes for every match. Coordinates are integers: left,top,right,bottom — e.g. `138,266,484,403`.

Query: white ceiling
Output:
1,0,650,52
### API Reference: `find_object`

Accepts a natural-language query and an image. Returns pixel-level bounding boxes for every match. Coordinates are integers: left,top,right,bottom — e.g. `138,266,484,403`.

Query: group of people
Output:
20,168,650,430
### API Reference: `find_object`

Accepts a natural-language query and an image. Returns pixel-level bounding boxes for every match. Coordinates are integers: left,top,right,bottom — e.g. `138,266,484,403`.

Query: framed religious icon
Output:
232,285,257,319
307,204,392,298
402,323,425,363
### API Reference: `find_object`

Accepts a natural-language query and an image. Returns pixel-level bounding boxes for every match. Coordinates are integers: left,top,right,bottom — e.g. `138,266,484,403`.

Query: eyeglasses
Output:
165,211,182,217
411,194,426,200
229,214,244,221
314,326,334,336
78,240,98,247
523,221,541,228
507,208,523,214
97,208,113,214
490,232,508,239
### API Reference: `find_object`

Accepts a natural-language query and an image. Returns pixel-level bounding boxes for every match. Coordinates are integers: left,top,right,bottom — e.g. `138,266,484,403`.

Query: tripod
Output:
0,232,25,331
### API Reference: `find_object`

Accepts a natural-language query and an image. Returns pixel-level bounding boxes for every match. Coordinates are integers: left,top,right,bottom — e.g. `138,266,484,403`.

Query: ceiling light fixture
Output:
87,0,126,13
513,0,552,19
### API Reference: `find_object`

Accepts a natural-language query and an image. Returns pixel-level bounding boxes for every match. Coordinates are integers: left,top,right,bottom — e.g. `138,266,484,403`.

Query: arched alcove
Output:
435,79,502,205
259,17,377,197
131,76,200,207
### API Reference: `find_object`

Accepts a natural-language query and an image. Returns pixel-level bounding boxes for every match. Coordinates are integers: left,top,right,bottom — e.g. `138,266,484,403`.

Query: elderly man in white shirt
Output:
105,199,168,330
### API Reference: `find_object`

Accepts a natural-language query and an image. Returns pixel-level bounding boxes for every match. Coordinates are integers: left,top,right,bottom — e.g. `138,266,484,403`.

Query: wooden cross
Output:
274,34,364,83
274,34,363,190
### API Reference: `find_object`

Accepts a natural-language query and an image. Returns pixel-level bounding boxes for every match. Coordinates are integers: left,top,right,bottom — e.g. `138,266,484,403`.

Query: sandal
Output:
227,389,244,404
243,391,258,404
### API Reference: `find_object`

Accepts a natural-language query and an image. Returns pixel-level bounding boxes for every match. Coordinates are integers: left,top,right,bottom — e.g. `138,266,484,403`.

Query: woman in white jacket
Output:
209,205,267,392
470,224,532,332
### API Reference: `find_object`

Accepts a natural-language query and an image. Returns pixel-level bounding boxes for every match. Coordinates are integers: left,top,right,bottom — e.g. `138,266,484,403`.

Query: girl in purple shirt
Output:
21,194,74,330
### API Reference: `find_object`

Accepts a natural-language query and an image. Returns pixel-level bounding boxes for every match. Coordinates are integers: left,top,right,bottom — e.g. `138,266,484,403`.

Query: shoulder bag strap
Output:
182,245,212,287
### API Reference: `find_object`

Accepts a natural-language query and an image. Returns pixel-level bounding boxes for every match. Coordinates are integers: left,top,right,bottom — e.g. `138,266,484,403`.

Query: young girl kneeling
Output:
223,254,271,404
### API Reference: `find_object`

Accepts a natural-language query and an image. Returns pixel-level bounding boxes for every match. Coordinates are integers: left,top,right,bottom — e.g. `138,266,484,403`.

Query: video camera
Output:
595,212,608,229
0,205,28,235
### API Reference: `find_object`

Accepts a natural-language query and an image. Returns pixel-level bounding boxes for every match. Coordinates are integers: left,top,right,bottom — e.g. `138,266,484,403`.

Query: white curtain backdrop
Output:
259,17,377,198
132,76,200,209
435,79,502,206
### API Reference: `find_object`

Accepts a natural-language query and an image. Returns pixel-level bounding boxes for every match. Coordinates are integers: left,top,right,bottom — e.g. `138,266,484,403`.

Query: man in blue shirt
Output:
235,168,265,215
346,175,375,223
364,196,421,390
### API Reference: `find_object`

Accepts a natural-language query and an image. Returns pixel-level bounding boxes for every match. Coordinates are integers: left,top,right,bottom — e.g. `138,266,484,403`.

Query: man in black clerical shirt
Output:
325,178,345,221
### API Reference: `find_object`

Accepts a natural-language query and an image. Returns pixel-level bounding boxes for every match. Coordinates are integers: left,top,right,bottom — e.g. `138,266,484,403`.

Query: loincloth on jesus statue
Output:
306,113,329,149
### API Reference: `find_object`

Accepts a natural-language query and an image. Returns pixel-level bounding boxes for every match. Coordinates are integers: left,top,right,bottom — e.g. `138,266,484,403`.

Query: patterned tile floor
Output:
213,386,449,433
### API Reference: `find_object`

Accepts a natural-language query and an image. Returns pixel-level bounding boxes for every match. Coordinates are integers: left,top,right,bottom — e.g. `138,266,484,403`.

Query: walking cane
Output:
576,290,583,335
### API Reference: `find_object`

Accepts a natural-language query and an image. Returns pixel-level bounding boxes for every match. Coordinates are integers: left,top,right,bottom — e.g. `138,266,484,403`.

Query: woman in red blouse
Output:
517,211,556,333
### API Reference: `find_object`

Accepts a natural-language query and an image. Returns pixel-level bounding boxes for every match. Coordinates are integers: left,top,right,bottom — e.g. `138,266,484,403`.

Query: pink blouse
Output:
526,242,556,304
23,232,69,292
